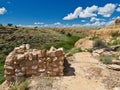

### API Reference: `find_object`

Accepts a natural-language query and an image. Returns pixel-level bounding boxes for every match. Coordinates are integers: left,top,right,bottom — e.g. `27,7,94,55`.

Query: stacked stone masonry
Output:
4,44,65,82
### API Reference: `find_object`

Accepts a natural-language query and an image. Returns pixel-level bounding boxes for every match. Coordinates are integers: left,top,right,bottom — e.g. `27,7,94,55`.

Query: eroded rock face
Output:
4,44,65,82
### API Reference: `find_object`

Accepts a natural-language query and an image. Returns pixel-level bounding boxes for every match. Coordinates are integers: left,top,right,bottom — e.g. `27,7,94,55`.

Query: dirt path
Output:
52,52,107,90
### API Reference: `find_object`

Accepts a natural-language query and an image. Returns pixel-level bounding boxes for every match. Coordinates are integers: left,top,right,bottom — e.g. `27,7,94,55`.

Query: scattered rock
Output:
107,64,120,71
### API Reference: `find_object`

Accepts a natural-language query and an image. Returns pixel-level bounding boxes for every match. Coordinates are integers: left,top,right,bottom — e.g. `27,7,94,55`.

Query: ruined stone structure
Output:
114,19,120,25
4,44,65,82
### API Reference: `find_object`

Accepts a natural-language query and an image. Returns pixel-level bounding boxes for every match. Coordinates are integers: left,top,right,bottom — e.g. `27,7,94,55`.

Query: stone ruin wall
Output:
4,44,65,82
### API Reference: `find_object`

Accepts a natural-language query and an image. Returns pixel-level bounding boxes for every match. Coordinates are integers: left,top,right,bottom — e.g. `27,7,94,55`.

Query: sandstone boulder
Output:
75,37,94,51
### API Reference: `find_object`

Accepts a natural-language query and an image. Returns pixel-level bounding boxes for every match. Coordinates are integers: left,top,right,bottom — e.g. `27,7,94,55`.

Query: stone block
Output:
31,65,38,70
53,68,59,72
59,66,64,70
26,44,30,50
15,69,21,73
41,50,46,57
5,70,15,75
16,54,25,61
47,51,56,57
57,55,64,61
15,72,24,77
16,48,25,54
5,65,14,71
28,53,33,61
38,68,46,73
55,50,63,57
59,61,64,66
46,57,52,62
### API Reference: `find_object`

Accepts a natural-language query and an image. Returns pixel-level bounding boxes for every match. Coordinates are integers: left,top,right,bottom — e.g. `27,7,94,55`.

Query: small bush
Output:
93,39,107,49
86,48,93,53
69,48,82,54
116,47,120,51
7,23,13,27
0,24,3,27
112,39,120,45
67,33,72,37
100,55,112,64
0,64,4,84
90,35,99,40
112,31,119,37
10,79,29,90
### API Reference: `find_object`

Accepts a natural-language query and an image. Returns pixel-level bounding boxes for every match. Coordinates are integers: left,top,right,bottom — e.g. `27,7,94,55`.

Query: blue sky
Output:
0,0,120,27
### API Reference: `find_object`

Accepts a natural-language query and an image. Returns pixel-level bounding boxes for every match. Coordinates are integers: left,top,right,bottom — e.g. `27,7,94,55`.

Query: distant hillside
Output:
89,24,120,41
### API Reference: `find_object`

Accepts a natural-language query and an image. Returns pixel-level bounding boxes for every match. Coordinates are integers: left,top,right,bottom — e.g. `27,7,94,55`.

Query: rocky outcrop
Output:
74,37,94,51
4,44,65,82
115,19,120,25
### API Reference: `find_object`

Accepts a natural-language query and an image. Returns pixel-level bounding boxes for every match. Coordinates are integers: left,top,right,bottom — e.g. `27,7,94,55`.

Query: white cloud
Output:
79,5,98,18
98,3,116,17
112,16,120,20
116,7,120,12
34,22,44,25
106,20,114,26
0,7,7,14
90,17,100,22
63,3,117,20
81,20,86,22
17,20,115,28
54,22,61,26
63,5,98,20
63,7,82,20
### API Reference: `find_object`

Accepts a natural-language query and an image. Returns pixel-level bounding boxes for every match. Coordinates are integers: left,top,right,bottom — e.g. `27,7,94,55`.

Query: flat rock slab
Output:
107,64,120,71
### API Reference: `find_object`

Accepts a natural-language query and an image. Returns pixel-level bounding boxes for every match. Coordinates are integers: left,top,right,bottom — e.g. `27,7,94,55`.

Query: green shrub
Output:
10,79,29,90
69,48,82,54
86,48,93,53
93,39,107,49
90,35,99,40
67,33,72,37
100,55,112,64
0,64,4,84
0,24,3,27
55,35,80,52
116,47,120,51
112,39,120,45
112,31,119,37
7,23,13,27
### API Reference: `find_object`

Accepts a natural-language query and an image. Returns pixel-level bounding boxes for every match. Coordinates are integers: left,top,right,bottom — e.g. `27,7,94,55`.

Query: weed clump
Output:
93,39,107,49
100,55,112,64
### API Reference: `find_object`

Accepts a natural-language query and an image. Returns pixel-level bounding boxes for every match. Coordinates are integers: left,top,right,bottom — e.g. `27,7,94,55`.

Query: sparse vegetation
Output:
93,39,107,49
69,48,82,54
86,48,93,53
100,55,112,64
10,79,29,90
0,24,3,27
112,30,119,38
7,23,13,27
90,35,99,40
0,64,4,84
116,47,120,51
